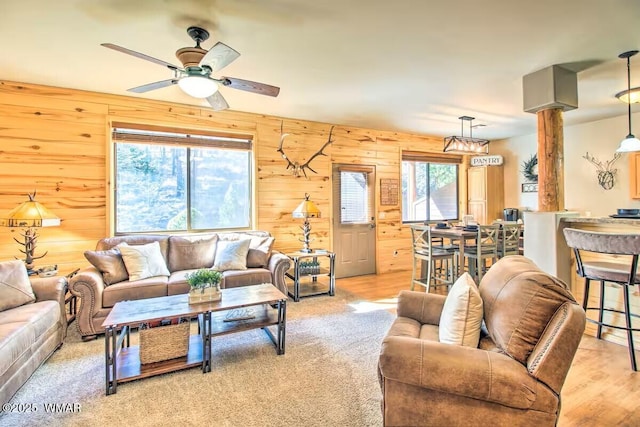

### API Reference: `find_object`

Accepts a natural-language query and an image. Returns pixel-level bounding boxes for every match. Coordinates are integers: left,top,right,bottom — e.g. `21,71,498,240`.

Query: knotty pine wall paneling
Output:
0,80,463,277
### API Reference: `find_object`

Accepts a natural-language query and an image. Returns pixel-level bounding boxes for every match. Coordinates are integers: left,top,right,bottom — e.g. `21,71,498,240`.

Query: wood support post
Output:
537,108,564,212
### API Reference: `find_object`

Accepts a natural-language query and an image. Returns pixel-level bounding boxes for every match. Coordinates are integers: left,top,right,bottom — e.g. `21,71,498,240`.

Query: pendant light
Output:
443,116,490,154
616,50,640,152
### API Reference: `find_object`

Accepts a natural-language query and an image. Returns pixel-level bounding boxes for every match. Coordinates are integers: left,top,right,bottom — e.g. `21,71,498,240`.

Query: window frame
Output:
111,122,255,235
338,165,375,225
401,151,462,224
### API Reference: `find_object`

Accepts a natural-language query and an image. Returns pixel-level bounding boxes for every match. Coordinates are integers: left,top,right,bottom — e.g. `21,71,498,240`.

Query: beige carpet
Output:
2,290,395,427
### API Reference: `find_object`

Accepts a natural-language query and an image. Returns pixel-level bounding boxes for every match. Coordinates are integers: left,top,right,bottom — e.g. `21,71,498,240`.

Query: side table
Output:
63,269,79,325
285,251,336,302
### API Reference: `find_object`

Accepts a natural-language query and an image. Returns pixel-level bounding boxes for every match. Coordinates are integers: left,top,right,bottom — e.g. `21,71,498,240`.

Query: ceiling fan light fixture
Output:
616,50,640,152
178,76,218,98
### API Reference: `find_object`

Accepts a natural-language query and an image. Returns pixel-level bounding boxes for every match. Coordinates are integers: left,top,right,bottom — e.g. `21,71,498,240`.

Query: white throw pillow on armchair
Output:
438,272,484,347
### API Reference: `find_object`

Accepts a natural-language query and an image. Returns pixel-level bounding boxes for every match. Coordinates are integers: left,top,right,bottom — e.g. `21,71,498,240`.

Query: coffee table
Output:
102,283,286,395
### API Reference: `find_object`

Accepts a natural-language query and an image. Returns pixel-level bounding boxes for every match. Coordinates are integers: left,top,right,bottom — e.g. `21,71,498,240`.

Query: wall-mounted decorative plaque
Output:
380,179,399,205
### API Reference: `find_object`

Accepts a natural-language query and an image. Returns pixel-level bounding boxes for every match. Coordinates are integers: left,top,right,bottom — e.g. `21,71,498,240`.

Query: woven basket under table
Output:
139,322,190,364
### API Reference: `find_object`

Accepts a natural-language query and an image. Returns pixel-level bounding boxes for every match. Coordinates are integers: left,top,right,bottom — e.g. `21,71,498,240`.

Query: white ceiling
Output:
3,0,640,140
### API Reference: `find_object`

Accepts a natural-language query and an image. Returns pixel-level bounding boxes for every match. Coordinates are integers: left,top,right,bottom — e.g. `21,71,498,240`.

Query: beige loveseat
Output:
0,260,67,406
378,256,586,426
69,231,291,340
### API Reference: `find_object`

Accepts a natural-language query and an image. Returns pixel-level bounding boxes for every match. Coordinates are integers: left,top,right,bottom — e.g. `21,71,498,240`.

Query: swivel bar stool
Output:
563,228,640,371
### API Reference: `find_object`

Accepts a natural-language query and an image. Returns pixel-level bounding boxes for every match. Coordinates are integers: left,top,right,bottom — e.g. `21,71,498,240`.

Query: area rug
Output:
2,290,396,427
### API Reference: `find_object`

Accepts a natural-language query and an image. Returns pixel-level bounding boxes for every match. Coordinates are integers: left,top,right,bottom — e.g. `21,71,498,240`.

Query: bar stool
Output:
563,228,640,371
410,226,456,293
458,224,499,282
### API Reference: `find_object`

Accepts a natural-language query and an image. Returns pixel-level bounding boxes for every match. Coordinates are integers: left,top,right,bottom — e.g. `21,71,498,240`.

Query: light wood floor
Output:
337,271,640,427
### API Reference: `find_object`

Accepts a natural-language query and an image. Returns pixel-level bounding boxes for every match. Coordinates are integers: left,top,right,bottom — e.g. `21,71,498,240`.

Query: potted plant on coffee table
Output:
186,269,223,304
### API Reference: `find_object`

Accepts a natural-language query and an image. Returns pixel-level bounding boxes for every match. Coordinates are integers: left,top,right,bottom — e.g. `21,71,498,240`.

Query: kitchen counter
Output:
562,216,640,226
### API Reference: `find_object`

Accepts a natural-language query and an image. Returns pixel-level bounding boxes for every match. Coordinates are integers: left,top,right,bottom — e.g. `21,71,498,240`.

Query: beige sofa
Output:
69,231,291,340
0,261,67,406
378,256,586,426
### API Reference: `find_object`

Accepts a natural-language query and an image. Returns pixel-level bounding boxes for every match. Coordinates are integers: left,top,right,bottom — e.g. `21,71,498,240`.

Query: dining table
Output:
410,224,478,277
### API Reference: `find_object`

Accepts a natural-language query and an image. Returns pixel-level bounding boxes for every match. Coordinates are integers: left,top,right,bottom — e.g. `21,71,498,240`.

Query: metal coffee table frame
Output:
103,284,286,395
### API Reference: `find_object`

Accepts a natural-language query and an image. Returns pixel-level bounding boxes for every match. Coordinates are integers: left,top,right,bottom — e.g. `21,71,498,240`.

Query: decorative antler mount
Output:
582,152,621,190
277,122,334,178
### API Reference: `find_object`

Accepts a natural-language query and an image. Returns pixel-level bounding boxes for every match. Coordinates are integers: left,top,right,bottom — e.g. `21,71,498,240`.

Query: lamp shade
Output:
0,197,60,228
177,76,219,98
616,87,640,104
616,135,640,152
292,194,321,219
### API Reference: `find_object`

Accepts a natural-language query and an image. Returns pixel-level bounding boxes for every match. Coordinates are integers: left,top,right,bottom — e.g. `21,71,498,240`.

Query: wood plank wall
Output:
0,80,465,276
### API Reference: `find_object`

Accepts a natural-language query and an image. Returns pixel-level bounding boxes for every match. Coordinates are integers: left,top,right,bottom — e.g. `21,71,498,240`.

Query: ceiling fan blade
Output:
101,43,181,71
128,79,178,93
221,77,280,97
199,42,240,74
206,91,230,111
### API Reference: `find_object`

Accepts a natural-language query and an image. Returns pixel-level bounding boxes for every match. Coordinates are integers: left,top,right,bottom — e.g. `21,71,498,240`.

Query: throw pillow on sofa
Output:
118,241,170,281
84,247,129,285
213,239,251,271
246,237,275,268
168,235,218,272
439,272,483,348
0,260,35,311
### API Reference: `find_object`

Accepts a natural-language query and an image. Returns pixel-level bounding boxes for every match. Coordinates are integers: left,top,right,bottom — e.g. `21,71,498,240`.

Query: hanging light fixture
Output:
615,87,640,104
616,50,640,153
443,116,490,154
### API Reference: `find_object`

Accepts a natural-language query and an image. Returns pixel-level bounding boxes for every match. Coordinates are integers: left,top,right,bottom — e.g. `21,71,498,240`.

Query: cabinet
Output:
285,251,336,302
467,165,504,225
629,153,640,198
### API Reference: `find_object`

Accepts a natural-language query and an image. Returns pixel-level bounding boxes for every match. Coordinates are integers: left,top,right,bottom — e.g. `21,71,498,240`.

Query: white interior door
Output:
332,164,376,278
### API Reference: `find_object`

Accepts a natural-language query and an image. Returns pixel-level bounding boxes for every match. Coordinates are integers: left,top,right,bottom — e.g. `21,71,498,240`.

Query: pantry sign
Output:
470,155,503,167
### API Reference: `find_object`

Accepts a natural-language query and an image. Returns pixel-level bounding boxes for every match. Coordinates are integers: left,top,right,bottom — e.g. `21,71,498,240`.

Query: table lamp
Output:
0,192,61,275
292,194,321,253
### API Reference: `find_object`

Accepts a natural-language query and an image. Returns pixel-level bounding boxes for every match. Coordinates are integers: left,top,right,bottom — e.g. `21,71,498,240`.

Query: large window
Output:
401,152,460,222
113,124,252,234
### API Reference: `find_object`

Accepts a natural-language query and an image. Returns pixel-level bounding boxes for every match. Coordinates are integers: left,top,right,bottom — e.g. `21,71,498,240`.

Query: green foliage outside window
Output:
401,160,458,222
115,143,250,233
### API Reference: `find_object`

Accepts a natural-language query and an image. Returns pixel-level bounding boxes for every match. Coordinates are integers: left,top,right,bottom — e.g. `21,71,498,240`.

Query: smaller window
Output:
340,171,369,224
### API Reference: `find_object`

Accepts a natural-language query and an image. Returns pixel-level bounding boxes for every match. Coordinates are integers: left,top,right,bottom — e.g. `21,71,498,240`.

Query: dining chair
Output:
497,223,521,258
459,224,499,282
410,226,457,292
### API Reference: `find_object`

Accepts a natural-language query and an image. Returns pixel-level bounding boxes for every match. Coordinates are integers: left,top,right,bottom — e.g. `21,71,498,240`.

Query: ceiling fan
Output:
101,26,280,111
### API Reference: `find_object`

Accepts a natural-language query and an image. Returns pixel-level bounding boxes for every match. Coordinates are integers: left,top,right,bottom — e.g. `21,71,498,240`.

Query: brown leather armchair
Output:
378,256,586,426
